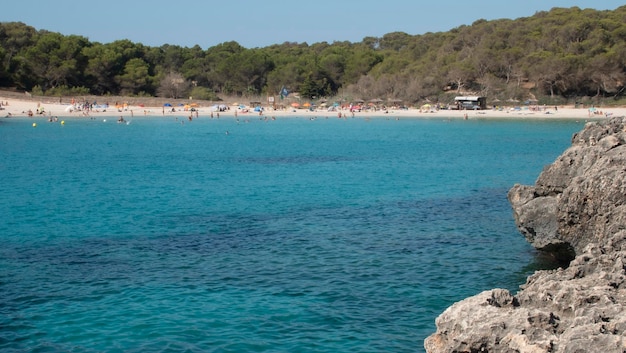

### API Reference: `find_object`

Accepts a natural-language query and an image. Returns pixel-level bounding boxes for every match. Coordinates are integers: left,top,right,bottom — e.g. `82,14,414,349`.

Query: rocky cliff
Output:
424,117,626,353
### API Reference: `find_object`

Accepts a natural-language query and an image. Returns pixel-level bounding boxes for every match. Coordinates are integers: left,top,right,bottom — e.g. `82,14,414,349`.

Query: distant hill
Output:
1,5,625,105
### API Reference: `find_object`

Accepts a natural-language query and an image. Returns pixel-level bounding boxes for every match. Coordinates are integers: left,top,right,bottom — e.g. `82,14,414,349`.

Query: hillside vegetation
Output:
1,6,625,106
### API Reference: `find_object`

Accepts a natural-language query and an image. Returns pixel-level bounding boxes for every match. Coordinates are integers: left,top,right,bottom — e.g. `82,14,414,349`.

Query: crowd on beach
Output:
1,96,623,121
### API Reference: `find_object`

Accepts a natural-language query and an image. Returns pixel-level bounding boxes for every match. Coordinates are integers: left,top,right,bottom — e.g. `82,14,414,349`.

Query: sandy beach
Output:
0,95,620,121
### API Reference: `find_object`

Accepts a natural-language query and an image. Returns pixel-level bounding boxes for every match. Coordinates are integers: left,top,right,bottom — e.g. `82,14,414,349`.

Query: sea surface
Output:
0,114,586,353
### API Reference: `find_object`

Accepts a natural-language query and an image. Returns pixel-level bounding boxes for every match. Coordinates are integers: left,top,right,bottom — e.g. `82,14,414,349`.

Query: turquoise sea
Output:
0,115,585,352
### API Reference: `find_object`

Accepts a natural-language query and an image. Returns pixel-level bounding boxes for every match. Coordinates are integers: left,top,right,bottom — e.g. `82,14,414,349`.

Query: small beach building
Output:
454,96,487,110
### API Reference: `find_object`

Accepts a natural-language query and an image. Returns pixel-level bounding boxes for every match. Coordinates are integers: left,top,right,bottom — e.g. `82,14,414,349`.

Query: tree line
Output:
1,5,625,105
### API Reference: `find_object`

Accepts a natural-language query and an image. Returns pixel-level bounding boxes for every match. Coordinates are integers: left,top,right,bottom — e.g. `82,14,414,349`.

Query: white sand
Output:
0,96,620,121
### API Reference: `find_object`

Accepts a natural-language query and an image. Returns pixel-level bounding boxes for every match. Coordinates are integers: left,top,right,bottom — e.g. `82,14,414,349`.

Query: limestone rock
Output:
425,117,626,353
507,118,626,261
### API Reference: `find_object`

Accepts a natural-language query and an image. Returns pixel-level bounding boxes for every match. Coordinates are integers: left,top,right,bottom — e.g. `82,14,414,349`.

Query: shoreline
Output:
0,96,619,121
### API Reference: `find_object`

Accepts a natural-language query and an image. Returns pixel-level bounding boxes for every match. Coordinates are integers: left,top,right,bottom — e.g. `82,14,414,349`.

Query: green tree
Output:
19,32,88,91
0,22,37,87
116,58,152,95
83,43,124,95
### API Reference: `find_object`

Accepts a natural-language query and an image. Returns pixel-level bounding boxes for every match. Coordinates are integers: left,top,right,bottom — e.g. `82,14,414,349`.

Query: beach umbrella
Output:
291,102,300,108
303,102,311,108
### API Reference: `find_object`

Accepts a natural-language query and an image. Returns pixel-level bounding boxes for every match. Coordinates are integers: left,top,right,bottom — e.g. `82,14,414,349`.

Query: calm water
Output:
0,115,584,352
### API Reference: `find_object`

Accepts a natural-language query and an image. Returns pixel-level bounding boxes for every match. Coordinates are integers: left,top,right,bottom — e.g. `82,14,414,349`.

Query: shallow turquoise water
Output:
0,115,584,352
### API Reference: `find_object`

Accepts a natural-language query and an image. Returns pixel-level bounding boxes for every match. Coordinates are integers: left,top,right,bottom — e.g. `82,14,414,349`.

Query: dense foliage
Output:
1,5,626,104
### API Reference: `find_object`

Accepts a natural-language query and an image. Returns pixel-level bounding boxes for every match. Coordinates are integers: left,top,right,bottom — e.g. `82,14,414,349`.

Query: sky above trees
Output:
1,1,624,48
